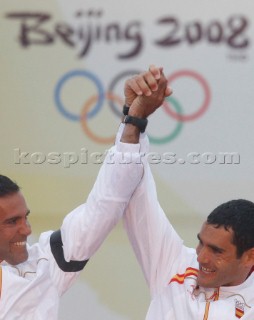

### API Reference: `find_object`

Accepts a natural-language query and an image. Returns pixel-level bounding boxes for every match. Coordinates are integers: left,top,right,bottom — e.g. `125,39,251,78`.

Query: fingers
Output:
126,74,154,97
124,65,172,113
127,66,165,97
134,73,155,96
149,64,162,80
149,65,173,97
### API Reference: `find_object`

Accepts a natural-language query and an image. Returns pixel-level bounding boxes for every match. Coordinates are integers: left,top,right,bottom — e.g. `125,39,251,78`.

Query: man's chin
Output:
197,280,211,288
197,274,216,288
7,252,29,265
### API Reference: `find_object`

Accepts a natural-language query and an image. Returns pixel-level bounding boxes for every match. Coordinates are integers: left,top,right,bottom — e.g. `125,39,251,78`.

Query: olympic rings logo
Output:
54,69,211,145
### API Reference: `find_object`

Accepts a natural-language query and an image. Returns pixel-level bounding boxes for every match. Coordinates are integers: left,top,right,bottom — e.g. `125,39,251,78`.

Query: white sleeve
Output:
123,136,184,296
60,124,145,262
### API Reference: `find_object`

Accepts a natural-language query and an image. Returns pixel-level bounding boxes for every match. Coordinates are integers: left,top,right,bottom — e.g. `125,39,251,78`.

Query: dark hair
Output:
207,199,254,258
0,175,20,197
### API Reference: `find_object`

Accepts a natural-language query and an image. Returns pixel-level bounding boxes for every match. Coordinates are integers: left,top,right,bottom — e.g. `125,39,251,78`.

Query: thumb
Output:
165,86,173,97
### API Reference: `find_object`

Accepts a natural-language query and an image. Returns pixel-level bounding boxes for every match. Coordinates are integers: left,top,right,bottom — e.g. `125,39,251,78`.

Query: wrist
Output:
122,104,146,121
123,115,148,133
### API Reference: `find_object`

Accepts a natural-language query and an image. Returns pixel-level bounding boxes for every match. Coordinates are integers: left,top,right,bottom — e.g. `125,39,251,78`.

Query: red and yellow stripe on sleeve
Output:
235,307,244,318
169,267,199,284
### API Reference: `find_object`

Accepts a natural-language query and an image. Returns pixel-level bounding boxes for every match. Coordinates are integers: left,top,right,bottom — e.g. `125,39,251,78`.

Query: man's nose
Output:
19,220,32,236
197,247,210,264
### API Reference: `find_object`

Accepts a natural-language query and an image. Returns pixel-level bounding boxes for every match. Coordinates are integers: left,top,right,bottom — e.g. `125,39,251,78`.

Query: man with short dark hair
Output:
2,65,254,319
0,64,170,319
0,138,147,319
119,65,254,319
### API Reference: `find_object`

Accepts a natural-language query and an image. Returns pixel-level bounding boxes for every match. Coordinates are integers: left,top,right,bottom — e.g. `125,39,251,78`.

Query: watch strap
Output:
123,105,129,116
123,115,148,133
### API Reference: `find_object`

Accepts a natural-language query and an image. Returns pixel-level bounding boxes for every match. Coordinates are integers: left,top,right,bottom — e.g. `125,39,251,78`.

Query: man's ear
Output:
243,248,254,268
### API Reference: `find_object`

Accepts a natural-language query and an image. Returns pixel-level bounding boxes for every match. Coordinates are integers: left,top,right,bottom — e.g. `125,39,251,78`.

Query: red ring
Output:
163,70,211,122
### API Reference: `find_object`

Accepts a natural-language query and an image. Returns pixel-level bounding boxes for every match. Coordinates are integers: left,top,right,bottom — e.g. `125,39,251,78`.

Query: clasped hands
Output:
124,65,172,119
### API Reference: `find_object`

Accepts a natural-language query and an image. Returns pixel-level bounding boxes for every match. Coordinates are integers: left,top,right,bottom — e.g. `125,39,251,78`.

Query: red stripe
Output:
235,307,244,318
169,267,199,284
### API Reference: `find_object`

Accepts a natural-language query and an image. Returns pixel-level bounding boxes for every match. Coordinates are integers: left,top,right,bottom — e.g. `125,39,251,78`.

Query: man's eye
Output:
7,219,17,224
213,248,223,254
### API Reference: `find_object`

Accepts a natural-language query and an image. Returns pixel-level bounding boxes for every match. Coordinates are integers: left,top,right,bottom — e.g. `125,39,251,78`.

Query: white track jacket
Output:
122,127,254,320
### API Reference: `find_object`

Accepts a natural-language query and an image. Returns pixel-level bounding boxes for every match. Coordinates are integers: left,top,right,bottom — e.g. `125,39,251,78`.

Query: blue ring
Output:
54,70,104,121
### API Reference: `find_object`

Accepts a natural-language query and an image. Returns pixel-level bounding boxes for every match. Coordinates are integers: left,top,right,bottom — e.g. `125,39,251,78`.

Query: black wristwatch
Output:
123,115,148,133
122,105,129,116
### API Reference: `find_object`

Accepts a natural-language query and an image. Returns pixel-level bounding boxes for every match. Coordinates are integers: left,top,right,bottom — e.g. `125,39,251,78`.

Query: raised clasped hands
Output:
124,65,172,119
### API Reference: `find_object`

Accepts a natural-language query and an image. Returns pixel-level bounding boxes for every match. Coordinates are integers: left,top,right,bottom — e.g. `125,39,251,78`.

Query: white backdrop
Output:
1,0,254,319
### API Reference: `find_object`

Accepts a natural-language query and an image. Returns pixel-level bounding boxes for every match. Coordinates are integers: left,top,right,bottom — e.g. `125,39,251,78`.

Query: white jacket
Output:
0,125,144,320
123,127,254,319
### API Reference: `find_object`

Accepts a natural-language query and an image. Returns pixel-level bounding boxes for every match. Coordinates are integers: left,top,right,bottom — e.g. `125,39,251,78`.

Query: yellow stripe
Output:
214,288,219,301
235,308,244,318
203,302,210,320
169,267,199,284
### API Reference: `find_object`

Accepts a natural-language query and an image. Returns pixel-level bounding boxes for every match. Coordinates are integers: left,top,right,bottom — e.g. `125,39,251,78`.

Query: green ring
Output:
148,96,183,145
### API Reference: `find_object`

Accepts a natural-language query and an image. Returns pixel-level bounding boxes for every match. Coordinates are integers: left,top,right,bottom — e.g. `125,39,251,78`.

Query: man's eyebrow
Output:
209,244,225,253
4,210,31,222
197,233,225,253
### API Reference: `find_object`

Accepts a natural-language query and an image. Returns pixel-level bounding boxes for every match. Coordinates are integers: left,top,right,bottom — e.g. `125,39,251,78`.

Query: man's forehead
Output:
0,192,28,215
198,222,234,244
